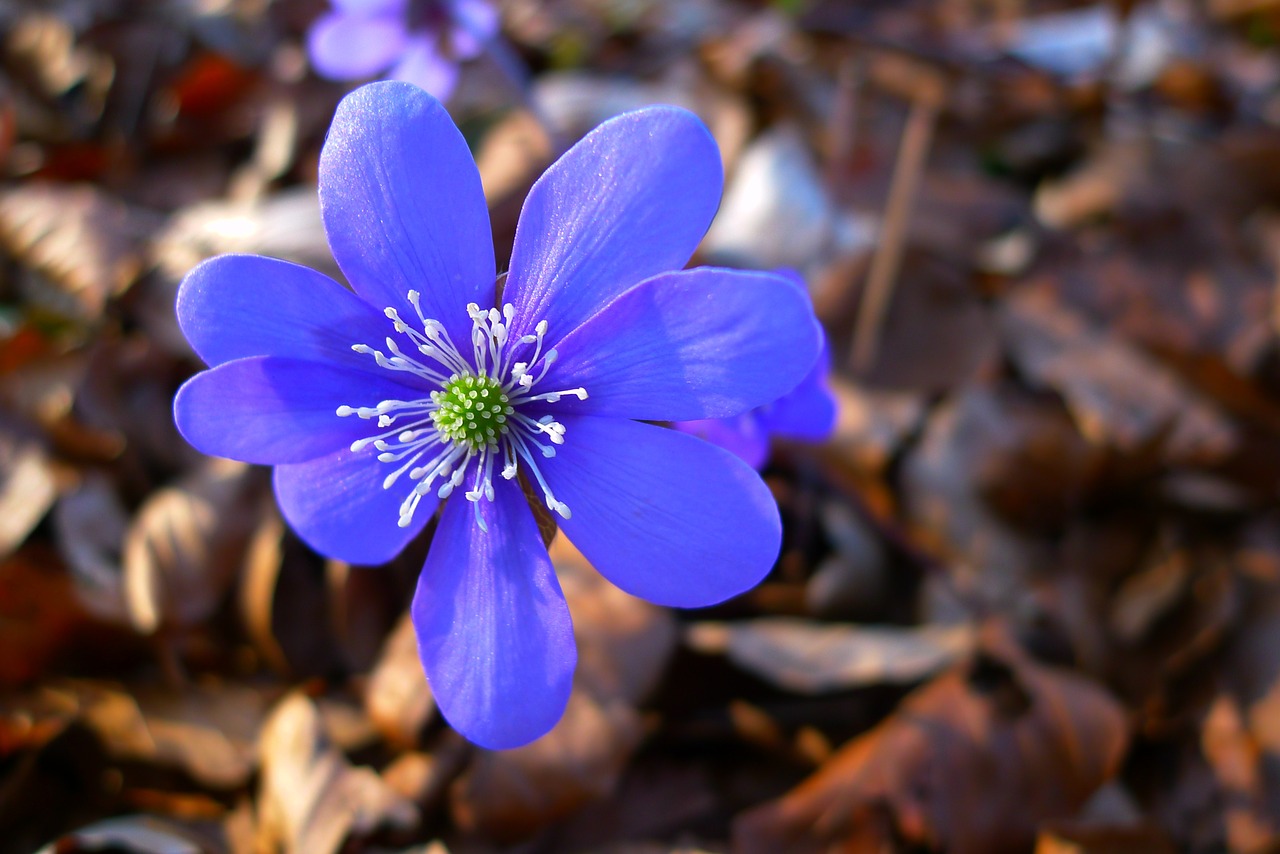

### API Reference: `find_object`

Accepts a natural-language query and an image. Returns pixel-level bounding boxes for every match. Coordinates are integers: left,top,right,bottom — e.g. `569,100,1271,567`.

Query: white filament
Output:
338,296,586,530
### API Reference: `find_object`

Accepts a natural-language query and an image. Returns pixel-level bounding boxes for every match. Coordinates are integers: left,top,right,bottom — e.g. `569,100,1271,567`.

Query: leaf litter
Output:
5,0,1280,852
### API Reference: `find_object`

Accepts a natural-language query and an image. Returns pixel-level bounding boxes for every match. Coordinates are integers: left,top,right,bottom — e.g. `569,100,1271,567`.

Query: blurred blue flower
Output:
172,82,821,749
675,276,836,469
307,0,498,100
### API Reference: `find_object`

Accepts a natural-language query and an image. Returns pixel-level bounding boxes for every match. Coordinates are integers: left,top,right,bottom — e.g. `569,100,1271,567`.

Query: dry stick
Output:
850,95,940,373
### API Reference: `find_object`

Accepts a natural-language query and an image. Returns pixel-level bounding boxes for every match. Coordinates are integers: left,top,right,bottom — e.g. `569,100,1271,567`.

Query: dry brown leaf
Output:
1202,694,1277,852
123,457,260,634
685,619,976,694
450,689,644,842
53,472,131,625
1001,284,1238,464
73,680,270,789
365,612,435,749
733,631,1129,854
153,187,338,286
33,815,210,854
257,692,418,854
0,183,152,321
236,511,346,678
0,421,57,560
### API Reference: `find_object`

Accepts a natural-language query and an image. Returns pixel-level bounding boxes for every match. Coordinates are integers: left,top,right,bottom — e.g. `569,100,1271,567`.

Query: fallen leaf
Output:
256,692,418,854
1201,694,1277,852
1001,284,1238,464
0,420,58,560
0,183,153,321
687,619,975,694
72,680,271,789
123,457,260,634
53,473,131,625
365,612,435,749
733,630,1129,853
33,814,209,854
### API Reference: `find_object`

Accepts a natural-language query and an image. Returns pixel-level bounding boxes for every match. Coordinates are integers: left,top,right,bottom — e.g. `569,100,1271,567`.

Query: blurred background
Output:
3,0,1280,851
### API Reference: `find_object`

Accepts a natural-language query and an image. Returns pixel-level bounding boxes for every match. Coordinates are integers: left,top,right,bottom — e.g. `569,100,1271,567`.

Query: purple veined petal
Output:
756,333,837,441
673,414,771,471
543,415,780,608
503,106,723,350
273,446,435,565
320,81,495,349
412,478,576,749
176,254,395,371
331,0,405,14
307,11,409,81
448,0,498,59
174,356,421,465
389,35,459,100
538,268,821,422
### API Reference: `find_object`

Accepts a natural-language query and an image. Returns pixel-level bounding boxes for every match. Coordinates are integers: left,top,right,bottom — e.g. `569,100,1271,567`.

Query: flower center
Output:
338,291,587,532
430,374,511,450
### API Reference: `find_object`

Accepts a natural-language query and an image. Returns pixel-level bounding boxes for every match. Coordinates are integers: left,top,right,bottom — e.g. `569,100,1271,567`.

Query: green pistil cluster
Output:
430,373,513,450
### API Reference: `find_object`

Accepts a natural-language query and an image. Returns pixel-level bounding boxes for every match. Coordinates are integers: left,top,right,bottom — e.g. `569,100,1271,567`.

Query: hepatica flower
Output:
307,0,498,100
173,82,820,748
674,283,836,470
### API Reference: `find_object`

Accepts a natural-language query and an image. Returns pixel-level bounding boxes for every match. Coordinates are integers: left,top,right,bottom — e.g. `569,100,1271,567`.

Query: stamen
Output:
344,292,585,530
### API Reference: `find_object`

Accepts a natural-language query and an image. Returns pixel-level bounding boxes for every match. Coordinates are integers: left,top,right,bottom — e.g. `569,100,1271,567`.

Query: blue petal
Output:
331,0,404,14
176,254,394,370
542,416,780,607
538,268,821,421
389,37,458,100
502,106,722,349
173,357,419,465
756,333,837,441
320,81,495,349
412,479,576,749
450,0,499,57
307,11,408,80
273,446,434,565
673,414,771,470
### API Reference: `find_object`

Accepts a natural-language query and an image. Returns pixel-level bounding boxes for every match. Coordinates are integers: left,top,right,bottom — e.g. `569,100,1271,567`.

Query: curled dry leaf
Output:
0,183,152,321
685,619,976,694
1001,284,1238,464
53,472,131,625
257,692,418,854
152,186,337,286
33,815,209,854
0,420,58,560
365,612,436,749
73,680,270,789
448,535,676,840
733,632,1129,854
123,457,261,634
900,387,1051,609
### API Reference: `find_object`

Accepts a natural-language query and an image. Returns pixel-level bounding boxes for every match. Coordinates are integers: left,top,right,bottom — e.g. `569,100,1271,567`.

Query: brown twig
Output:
850,91,940,373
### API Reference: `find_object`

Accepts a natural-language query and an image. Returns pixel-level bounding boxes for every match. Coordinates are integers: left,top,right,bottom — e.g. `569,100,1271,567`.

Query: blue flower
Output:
172,82,821,749
674,274,836,470
307,0,498,100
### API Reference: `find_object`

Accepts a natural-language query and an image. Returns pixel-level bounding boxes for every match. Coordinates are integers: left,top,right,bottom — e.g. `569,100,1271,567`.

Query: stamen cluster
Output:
337,290,587,531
